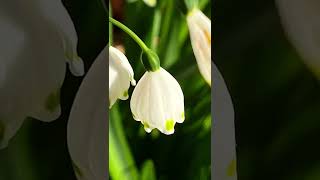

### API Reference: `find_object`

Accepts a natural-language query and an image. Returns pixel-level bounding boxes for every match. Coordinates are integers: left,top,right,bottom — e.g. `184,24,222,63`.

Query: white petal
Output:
109,46,135,108
68,57,85,77
276,0,320,78
0,0,78,147
187,9,212,86
67,46,108,180
130,68,184,135
35,0,84,76
212,63,238,179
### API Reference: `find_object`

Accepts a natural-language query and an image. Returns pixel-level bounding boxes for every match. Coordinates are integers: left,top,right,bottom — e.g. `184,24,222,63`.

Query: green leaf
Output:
140,159,157,180
109,105,139,180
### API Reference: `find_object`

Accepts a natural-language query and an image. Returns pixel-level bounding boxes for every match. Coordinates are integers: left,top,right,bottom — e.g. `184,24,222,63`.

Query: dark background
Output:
214,1,320,180
0,0,107,179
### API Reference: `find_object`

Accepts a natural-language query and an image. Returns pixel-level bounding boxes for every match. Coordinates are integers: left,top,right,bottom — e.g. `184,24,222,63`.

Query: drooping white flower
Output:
143,0,157,7
212,63,238,179
0,0,83,148
109,46,136,108
67,46,108,180
187,8,211,86
130,68,185,135
276,0,320,78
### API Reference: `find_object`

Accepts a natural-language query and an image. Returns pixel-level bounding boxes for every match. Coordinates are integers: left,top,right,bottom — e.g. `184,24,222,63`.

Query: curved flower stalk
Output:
187,8,211,86
212,63,238,179
276,0,320,78
67,46,108,180
109,46,136,108
0,0,84,148
130,68,185,135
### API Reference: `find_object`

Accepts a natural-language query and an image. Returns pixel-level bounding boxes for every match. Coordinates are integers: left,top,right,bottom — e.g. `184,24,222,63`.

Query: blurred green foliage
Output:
214,0,320,179
109,0,211,180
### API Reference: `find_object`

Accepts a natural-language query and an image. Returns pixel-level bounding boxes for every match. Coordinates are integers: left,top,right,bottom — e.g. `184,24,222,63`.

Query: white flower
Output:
276,0,320,78
109,46,136,108
0,0,83,148
187,8,212,86
212,63,238,179
143,0,157,7
67,46,108,180
130,68,185,135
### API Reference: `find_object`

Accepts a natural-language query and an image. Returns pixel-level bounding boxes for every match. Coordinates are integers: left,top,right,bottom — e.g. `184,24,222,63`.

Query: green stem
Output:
184,0,199,11
108,17,160,72
158,0,173,56
150,8,161,51
109,17,149,52
109,105,139,180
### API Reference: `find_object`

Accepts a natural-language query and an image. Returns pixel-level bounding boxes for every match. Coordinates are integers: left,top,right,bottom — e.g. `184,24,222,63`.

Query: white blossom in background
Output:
67,46,108,180
109,46,136,108
143,0,156,7
0,0,83,148
126,0,156,7
276,0,320,78
212,63,238,180
187,8,211,86
130,68,185,135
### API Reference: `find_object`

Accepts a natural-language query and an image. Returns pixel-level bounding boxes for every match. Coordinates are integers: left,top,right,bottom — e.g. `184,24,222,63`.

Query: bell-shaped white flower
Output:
276,0,320,78
0,0,84,148
109,46,136,108
212,63,238,179
143,0,157,7
187,8,212,86
67,46,108,180
130,68,185,135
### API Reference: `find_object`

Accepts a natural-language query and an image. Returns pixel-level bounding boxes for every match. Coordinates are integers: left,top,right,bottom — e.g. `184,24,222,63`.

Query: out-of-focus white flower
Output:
0,0,83,148
143,0,156,7
187,8,211,86
276,0,320,78
109,46,136,108
67,46,108,180
212,63,238,179
130,68,184,135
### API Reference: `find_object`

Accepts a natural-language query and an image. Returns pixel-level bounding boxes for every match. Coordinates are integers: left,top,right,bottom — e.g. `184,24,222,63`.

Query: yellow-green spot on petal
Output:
226,158,237,177
65,52,72,60
72,160,83,178
143,122,150,129
45,90,60,113
181,112,185,120
123,90,128,97
0,121,4,142
165,119,175,131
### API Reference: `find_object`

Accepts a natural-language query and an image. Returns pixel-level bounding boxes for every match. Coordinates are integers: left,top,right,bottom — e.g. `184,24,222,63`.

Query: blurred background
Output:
214,0,320,180
2,0,320,180
109,0,211,180
0,0,107,179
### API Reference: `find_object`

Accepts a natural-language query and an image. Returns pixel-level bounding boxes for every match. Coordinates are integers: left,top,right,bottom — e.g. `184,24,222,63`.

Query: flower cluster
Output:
108,45,185,135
